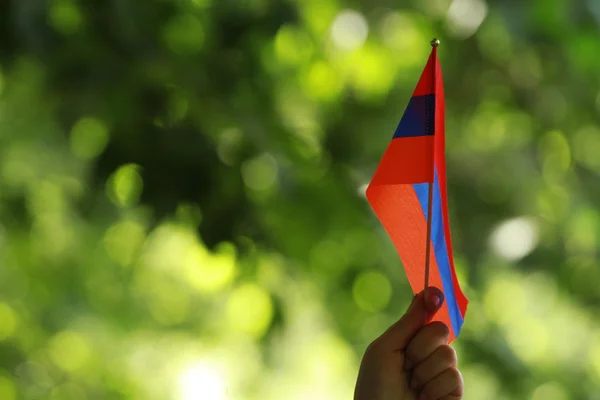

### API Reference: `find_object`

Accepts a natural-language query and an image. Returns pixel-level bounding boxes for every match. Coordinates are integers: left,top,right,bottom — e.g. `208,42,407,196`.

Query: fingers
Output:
377,287,445,350
410,345,457,389
407,329,462,400
418,368,463,400
404,321,450,369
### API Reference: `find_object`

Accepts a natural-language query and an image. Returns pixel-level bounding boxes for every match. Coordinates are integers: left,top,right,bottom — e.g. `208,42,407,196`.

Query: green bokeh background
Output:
1,0,600,399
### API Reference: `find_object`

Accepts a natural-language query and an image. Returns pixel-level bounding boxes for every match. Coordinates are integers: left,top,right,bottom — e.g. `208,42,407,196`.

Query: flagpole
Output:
424,38,439,292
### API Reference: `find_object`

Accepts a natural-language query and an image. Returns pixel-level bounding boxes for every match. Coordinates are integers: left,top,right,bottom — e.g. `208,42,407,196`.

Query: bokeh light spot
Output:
241,153,278,191
217,128,244,166
49,0,83,35
352,271,392,312
0,303,17,341
274,25,314,65
226,284,273,338
178,361,228,400
107,163,143,207
163,14,205,55
490,217,539,261
446,0,488,38
300,0,339,35
350,45,396,100
303,61,343,102
70,117,109,159
330,10,369,52
49,331,92,372
141,223,205,272
184,243,237,294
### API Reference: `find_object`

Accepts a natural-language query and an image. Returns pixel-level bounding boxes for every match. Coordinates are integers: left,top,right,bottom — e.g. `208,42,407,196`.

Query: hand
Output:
354,287,463,400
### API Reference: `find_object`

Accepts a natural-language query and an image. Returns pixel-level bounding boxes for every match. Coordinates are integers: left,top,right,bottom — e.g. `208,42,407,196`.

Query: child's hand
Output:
354,287,463,400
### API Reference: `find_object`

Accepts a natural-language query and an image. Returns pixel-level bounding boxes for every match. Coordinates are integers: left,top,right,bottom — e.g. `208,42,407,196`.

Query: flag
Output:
366,42,468,341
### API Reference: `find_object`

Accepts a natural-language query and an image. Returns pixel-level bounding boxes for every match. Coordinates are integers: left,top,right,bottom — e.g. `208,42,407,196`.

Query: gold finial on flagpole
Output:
430,38,440,47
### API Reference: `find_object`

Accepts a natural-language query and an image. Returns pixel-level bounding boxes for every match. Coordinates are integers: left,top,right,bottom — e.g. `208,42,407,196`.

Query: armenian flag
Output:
366,40,468,341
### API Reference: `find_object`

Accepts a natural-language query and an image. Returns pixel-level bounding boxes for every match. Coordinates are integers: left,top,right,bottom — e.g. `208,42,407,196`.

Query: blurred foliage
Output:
1,0,600,399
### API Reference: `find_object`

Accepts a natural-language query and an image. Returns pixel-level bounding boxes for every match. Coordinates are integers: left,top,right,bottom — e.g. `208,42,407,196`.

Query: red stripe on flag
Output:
432,51,468,317
412,51,436,97
369,136,434,186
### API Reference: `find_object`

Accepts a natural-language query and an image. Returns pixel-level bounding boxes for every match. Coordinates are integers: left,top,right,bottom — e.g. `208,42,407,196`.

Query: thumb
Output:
379,287,445,350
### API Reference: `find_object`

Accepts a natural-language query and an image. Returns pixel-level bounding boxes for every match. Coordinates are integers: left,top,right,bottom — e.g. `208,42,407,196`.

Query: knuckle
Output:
440,344,458,364
365,339,381,354
412,366,425,384
422,383,438,398
365,336,387,355
448,367,463,384
430,321,450,337
404,344,418,361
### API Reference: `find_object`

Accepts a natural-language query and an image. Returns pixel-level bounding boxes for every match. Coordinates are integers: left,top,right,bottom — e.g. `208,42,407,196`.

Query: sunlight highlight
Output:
446,0,488,39
330,10,369,51
490,217,539,261
178,361,228,400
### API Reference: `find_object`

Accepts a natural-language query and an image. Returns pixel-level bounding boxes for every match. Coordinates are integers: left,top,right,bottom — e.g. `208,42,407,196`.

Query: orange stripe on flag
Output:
365,183,455,341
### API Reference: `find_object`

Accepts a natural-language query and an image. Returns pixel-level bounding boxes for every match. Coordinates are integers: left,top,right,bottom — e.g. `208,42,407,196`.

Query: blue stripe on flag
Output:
413,170,463,335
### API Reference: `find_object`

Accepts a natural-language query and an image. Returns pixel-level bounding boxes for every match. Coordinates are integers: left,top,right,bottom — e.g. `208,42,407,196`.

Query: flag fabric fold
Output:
366,45,468,341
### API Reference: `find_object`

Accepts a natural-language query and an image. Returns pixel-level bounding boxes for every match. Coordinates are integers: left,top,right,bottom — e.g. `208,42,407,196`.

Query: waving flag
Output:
366,40,468,341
